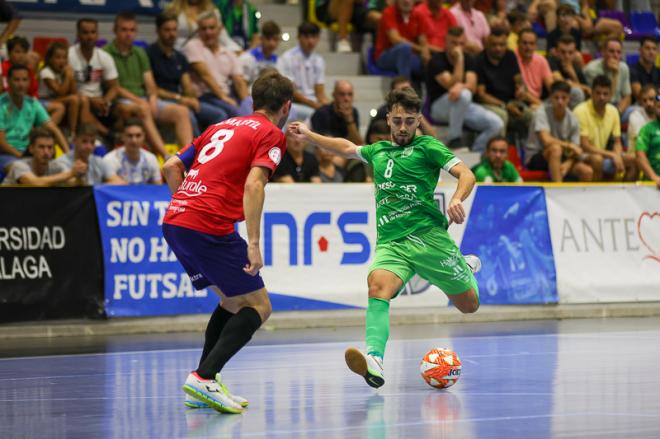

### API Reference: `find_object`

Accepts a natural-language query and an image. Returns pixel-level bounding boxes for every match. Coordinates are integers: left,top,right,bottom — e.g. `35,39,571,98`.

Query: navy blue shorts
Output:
162,223,265,297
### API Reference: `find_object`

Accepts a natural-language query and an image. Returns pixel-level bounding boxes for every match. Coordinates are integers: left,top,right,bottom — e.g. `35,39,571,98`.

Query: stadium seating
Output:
630,11,660,40
365,46,397,77
507,144,548,182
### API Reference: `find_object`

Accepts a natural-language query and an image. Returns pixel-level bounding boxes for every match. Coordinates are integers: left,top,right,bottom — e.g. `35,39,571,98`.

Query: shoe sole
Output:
345,347,384,389
184,400,247,409
182,385,243,414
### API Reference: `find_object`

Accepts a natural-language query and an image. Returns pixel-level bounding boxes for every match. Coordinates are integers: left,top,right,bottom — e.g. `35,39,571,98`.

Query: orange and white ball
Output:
420,348,462,389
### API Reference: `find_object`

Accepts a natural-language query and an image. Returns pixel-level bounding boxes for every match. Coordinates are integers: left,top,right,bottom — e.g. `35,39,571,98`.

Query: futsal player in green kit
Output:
288,87,481,388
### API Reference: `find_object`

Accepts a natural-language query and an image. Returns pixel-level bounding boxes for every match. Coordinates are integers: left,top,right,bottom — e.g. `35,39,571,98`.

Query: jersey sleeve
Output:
252,127,286,175
424,137,461,172
177,141,198,171
356,143,375,165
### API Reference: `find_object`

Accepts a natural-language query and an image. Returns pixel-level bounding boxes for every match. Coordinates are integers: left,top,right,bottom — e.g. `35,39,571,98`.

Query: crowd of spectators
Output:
0,0,658,188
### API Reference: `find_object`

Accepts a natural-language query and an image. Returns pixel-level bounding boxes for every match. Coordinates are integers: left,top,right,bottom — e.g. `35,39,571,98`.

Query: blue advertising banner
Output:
460,186,558,304
93,185,217,317
9,0,162,14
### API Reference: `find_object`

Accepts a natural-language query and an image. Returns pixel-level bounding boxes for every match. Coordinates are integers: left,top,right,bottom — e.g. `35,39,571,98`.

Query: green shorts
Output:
369,227,478,297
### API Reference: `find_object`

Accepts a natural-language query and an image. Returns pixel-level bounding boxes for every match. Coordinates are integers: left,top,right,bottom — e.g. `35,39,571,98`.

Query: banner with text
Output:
0,187,102,322
93,185,216,317
9,0,162,14
546,185,660,303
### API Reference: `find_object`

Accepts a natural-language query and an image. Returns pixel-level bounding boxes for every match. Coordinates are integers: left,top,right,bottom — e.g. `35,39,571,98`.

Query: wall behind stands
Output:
8,0,161,14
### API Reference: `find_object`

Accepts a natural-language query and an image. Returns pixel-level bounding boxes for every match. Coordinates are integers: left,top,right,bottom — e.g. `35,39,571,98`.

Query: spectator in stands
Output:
239,20,280,86
148,12,227,136
630,37,660,104
165,0,241,52
39,42,81,138
450,0,490,55
546,4,582,57
471,135,523,182
0,65,69,173
574,0,623,44
311,80,363,147
316,146,344,182
55,124,123,185
374,0,430,78
574,75,637,181
506,10,529,51
475,28,532,137
635,94,660,188
216,0,260,50
427,26,502,151
2,127,84,185
415,0,457,52
584,39,632,120
516,28,554,106
277,22,329,122
184,11,251,121
106,12,193,157
102,118,162,184
69,18,119,139
526,80,593,182
314,0,377,53
628,84,656,150
368,76,437,137
0,1,21,54
549,34,589,108
273,133,321,183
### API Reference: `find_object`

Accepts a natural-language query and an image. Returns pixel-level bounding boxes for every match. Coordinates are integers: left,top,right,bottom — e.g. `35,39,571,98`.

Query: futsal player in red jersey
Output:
162,71,293,414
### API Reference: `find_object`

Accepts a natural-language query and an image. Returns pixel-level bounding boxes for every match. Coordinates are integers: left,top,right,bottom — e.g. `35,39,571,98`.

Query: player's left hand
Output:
244,243,263,276
447,198,466,225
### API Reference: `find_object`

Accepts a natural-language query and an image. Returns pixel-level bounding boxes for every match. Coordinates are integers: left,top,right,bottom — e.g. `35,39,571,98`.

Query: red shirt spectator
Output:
415,0,457,50
1,60,39,98
375,4,427,60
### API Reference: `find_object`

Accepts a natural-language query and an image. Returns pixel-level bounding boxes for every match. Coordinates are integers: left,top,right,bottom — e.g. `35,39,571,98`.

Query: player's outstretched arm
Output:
243,166,269,276
163,155,186,194
447,163,476,225
288,121,360,159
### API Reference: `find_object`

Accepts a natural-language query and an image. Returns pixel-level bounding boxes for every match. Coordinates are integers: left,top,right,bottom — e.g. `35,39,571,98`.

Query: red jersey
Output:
374,5,428,60
163,112,286,236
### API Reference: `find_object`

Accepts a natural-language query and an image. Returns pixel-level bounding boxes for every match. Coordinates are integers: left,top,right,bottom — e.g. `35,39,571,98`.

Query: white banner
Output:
546,185,660,303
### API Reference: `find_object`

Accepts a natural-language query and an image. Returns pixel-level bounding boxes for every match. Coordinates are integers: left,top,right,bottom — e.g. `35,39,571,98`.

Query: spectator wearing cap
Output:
630,37,660,104
628,84,657,150
635,92,660,189
584,39,632,120
548,34,589,108
471,136,522,183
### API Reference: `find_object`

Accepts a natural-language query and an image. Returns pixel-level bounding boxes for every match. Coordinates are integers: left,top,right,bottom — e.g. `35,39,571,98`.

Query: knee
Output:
459,88,473,103
456,296,480,314
368,282,392,299
578,164,594,181
546,143,562,158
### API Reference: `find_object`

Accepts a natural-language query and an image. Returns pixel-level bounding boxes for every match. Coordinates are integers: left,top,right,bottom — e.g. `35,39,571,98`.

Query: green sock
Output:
365,297,390,359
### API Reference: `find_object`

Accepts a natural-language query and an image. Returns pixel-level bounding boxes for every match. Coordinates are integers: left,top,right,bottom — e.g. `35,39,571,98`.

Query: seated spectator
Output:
630,37,660,104
2,127,83,186
450,0,490,55
216,0,260,50
147,12,226,136
316,146,344,182
471,135,522,182
415,0,457,52
368,76,437,138
574,75,637,181
526,80,593,182
276,22,329,122
427,26,502,151
635,94,660,188
311,80,363,147
515,28,554,106
475,28,532,138
102,118,162,184
273,133,321,183
584,39,632,120
374,0,430,79
105,12,193,157
239,20,280,86
506,10,529,51
69,18,120,139
0,64,69,172
573,0,623,44
39,42,81,137
628,85,657,150
55,124,123,185
186,11,252,122
549,34,589,108
314,0,377,53
165,0,241,52
546,4,582,57
0,1,21,52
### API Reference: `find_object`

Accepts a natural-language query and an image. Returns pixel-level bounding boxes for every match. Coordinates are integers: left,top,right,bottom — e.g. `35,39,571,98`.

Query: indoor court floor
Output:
1,317,660,438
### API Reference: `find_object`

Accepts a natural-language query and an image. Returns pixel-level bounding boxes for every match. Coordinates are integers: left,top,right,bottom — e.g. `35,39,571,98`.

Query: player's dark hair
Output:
252,70,294,113
386,87,422,113
123,118,145,132
29,127,54,145
298,21,320,36
486,135,508,150
640,36,658,47
7,36,29,52
550,80,571,95
261,20,281,39
77,17,98,32
7,63,29,79
592,74,612,90
156,11,177,30
557,33,576,46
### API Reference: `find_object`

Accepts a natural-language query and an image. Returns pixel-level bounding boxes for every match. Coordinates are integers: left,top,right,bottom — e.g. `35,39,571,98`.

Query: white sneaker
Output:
345,347,385,388
336,39,352,53
215,373,249,408
464,254,482,274
184,394,209,409
182,372,243,414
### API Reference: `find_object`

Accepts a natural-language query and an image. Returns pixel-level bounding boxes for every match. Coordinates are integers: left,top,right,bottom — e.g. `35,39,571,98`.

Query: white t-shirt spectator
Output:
2,158,67,185
627,108,653,150
276,45,325,101
38,66,61,99
55,151,116,185
102,147,161,184
183,37,242,96
68,44,119,98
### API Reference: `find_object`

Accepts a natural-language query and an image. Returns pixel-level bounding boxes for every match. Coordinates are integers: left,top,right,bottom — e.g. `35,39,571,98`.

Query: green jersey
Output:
636,120,660,176
357,135,461,244
471,160,522,183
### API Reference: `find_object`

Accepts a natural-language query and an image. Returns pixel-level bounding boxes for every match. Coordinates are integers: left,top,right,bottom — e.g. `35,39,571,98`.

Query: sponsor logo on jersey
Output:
177,168,208,197
269,147,282,165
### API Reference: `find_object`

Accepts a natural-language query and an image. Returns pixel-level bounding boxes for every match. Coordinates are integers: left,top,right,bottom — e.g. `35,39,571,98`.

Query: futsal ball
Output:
420,348,461,389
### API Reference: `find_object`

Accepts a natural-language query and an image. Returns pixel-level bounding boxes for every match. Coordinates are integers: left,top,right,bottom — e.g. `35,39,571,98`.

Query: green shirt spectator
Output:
636,119,660,180
103,40,151,97
216,0,259,49
472,160,522,183
0,92,49,152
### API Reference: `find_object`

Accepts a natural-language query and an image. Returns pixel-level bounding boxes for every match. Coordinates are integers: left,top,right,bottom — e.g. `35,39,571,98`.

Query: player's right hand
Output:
288,121,309,136
244,243,263,276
